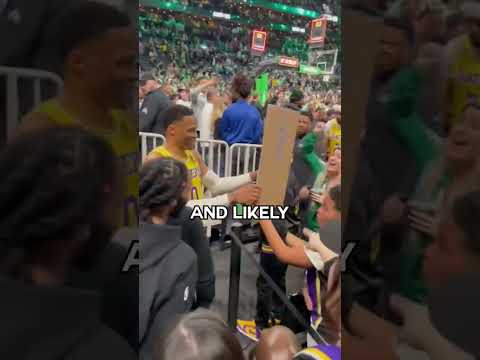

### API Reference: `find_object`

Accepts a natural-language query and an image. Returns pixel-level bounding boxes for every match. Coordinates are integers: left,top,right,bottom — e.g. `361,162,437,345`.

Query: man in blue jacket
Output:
220,74,263,175
219,73,263,145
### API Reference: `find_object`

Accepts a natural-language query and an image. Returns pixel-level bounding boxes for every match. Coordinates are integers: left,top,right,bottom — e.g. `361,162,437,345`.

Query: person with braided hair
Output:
0,126,135,360
139,157,198,360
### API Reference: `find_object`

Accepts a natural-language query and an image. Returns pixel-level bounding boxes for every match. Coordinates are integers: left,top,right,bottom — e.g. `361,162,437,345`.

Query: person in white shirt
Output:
198,89,218,139
190,78,218,124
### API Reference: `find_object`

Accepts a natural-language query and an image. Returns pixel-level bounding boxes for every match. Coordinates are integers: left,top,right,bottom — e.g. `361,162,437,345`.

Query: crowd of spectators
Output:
344,0,480,359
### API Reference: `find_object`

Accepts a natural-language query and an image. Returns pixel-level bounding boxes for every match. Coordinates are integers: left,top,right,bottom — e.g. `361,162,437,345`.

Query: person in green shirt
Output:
381,66,480,303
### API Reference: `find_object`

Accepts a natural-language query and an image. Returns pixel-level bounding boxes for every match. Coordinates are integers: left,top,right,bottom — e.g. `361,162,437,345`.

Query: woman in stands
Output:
155,310,244,360
0,127,135,359
139,158,198,360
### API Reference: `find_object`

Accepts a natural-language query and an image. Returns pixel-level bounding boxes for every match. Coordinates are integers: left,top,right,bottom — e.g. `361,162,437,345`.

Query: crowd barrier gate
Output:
139,132,166,161
1,66,63,139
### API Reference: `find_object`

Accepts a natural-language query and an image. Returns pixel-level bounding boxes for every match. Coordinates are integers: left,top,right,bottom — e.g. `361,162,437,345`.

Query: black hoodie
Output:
139,223,197,360
0,277,136,360
168,207,215,309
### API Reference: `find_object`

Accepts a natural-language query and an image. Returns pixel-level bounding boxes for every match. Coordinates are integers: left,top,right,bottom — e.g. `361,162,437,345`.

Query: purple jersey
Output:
294,344,341,360
306,268,322,328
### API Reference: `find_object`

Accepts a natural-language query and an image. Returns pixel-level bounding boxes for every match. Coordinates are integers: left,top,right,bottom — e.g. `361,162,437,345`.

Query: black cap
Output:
140,72,155,81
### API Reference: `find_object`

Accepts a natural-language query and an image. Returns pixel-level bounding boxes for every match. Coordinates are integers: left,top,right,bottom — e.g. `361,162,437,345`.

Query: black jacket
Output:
139,89,171,134
139,223,197,360
168,207,215,308
67,238,139,353
0,276,136,360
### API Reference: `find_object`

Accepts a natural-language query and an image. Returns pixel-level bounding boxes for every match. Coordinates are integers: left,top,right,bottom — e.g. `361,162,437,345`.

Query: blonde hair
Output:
210,98,227,132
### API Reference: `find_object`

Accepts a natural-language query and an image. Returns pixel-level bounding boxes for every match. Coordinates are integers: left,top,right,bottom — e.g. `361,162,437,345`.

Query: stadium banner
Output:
257,106,299,206
255,73,269,107
342,10,382,232
278,56,300,68
299,64,322,76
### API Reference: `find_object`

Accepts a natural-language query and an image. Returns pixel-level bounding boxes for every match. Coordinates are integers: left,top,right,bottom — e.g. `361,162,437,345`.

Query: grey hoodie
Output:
139,223,197,360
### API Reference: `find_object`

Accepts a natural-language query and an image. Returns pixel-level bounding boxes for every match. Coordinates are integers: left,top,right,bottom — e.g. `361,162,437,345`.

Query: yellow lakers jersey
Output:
326,119,341,156
450,36,480,125
32,100,139,227
148,145,204,200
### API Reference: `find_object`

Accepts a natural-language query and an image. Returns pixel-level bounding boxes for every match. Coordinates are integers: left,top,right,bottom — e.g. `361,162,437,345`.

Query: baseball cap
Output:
140,72,155,82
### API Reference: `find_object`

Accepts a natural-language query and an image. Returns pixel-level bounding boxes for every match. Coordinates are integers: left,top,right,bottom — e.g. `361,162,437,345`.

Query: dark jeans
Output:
255,250,288,329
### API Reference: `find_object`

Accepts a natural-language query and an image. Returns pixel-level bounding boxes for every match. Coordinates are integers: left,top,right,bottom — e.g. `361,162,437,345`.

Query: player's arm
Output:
190,78,217,96
259,220,313,268
194,151,256,196
143,151,162,164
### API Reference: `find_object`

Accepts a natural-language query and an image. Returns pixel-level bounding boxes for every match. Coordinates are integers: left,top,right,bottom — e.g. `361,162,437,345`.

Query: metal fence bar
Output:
0,66,63,139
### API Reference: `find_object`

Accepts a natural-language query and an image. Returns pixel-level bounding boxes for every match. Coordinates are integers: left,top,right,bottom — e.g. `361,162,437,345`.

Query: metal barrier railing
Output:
139,132,166,162
1,66,63,139
196,139,230,177
228,143,262,176
139,133,262,178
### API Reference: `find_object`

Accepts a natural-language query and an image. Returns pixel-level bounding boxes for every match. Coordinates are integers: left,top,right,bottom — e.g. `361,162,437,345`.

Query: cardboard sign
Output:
342,9,382,230
257,105,299,206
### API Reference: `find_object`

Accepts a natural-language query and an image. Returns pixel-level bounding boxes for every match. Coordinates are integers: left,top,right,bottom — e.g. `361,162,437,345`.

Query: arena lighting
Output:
291,26,305,34
212,11,231,20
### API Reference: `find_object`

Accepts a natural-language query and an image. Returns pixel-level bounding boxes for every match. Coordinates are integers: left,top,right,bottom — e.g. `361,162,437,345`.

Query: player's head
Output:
163,105,198,151
376,17,414,75
155,310,244,360
0,127,120,281
424,190,480,288
462,1,480,48
57,2,136,108
140,158,191,222
317,184,341,226
231,74,253,101
446,103,480,167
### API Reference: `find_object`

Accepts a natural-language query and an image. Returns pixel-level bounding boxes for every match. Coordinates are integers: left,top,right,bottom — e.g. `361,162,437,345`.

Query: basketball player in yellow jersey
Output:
445,2,480,128
16,3,139,227
145,105,261,207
